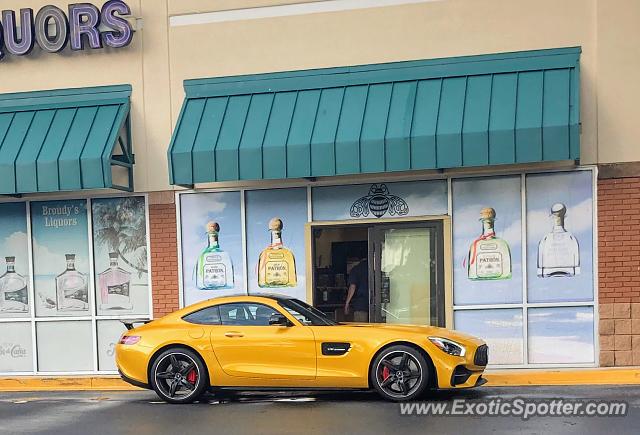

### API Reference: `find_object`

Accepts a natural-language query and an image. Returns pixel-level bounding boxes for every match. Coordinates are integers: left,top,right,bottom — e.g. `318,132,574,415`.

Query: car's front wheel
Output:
370,345,431,401
149,348,208,404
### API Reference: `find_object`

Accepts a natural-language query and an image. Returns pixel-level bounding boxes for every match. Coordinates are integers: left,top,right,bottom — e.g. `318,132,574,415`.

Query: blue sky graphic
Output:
246,188,308,300
452,175,523,305
180,191,244,305
526,171,593,302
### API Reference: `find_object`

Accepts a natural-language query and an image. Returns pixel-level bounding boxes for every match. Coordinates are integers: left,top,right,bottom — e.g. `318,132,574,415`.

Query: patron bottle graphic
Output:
196,222,234,290
258,218,297,288
467,207,512,280
0,256,28,312
55,254,89,311
537,203,580,277
98,252,133,310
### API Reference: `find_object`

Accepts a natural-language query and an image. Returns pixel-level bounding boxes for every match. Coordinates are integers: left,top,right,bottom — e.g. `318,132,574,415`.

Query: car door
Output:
209,302,317,380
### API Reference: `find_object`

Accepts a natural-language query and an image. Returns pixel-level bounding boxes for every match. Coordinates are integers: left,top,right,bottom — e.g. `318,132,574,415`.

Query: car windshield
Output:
278,298,337,326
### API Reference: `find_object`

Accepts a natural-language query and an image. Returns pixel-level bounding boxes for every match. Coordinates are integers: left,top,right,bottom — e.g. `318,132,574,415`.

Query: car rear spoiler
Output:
120,319,153,330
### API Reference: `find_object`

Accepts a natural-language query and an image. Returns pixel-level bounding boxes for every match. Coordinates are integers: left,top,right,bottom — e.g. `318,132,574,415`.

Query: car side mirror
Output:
269,313,290,326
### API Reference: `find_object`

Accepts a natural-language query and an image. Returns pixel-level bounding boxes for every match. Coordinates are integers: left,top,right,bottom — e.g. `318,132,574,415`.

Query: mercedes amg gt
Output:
116,294,488,403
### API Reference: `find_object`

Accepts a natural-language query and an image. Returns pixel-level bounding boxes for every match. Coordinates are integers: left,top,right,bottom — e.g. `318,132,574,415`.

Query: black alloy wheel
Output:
150,348,208,404
371,345,430,401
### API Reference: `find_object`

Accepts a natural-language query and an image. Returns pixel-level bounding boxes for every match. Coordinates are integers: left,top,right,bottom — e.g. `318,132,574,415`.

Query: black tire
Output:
149,347,208,404
370,345,431,401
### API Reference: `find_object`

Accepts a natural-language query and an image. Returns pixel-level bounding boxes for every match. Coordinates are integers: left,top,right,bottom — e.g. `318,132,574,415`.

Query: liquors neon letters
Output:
0,0,133,60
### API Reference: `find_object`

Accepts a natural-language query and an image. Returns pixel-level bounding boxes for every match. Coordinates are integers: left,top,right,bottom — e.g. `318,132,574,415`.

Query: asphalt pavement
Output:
0,386,639,435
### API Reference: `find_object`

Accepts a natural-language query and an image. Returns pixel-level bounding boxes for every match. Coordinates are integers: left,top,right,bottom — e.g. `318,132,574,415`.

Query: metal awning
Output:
0,85,134,195
168,47,580,185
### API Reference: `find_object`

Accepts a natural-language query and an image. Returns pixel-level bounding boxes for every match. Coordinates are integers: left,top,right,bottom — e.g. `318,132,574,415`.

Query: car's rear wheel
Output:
370,345,430,401
150,348,208,404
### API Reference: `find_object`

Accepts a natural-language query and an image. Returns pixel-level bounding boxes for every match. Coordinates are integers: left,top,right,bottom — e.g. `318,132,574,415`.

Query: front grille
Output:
474,344,488,366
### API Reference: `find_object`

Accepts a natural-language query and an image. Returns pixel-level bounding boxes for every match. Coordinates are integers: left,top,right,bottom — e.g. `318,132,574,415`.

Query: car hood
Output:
339,322,485,345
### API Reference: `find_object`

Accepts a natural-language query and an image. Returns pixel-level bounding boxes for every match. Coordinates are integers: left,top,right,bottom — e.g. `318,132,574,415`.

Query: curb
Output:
483,368,640,386
0,376,140,392
1,368,639,392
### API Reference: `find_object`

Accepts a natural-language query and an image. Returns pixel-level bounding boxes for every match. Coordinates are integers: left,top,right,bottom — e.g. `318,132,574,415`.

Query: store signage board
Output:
0,0,133,60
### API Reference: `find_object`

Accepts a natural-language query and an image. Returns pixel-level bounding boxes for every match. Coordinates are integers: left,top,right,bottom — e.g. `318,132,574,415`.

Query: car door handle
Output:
224,332,244,338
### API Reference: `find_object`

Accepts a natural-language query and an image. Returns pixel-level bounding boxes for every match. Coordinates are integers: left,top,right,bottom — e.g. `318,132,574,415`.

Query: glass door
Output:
369,222,444,326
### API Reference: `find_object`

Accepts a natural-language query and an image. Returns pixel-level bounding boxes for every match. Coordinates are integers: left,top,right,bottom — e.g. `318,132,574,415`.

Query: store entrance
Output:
311,221,444,326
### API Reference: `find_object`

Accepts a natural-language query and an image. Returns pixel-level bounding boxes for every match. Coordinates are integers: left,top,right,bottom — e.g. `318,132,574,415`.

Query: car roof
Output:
168,293,300,319
207,293,296,302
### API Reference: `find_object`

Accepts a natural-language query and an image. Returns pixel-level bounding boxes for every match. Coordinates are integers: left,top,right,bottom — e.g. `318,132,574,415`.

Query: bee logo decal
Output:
350,184,409,218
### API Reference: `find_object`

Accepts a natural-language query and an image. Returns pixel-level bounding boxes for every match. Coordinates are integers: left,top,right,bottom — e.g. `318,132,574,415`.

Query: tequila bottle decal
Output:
55,254,89,311
98,252,132,310
467,208,512,280
258,218,297,288
537,203,580,277
0,256,28,312
196,222,234,290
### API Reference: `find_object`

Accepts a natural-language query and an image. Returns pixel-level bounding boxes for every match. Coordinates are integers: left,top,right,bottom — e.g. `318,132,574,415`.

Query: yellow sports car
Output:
116,294,488,403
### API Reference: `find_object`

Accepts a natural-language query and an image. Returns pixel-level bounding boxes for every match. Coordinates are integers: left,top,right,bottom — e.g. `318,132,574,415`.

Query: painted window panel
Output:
36,321,93,371
0,203,30,318
526,171,593,303
179,192,244,305
92,197,150,316
312,180,447,221
97,320,128,371
454,309,524,365
527,307,595,364
452,176,522,305
0,322,33,372
245,188,307,301
31,200,91,317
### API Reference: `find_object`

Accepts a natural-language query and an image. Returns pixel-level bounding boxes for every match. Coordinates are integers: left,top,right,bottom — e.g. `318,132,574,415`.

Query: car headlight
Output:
428,337,466,357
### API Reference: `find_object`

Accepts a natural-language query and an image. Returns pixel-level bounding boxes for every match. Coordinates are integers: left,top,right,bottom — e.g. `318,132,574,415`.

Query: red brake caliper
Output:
187,369,198,384
382,366,390,381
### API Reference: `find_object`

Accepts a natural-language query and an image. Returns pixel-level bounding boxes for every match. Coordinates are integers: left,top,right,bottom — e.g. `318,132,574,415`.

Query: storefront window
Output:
451,170,596,366
0,322,33,372
32,200,91,317
175,169,597,368
179,191,244,305
245,188,307,300
452,175,523,305
36,321,93,372
526,171,594,303
527,307,595,364
0,196,151,375
0,203,29,318
454,309,524,365
97,320,129,371
92,197,150,316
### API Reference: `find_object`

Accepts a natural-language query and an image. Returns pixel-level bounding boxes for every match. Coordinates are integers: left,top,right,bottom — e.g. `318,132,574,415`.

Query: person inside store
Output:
345,257,369,322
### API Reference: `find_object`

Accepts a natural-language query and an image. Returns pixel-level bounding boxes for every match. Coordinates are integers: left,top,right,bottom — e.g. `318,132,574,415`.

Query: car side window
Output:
219,303,280,326
182,306,221,325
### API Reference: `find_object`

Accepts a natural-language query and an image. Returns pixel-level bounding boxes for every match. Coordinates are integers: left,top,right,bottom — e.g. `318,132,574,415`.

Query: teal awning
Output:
0,85,133,195
168,47,580,185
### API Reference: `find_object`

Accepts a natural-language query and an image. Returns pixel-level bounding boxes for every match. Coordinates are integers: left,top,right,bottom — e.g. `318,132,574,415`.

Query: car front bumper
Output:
430,342,488,389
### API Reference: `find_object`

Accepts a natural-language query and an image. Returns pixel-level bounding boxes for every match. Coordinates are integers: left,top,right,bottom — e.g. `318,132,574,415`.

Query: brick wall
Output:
598,177,640,366
149,192,180,318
